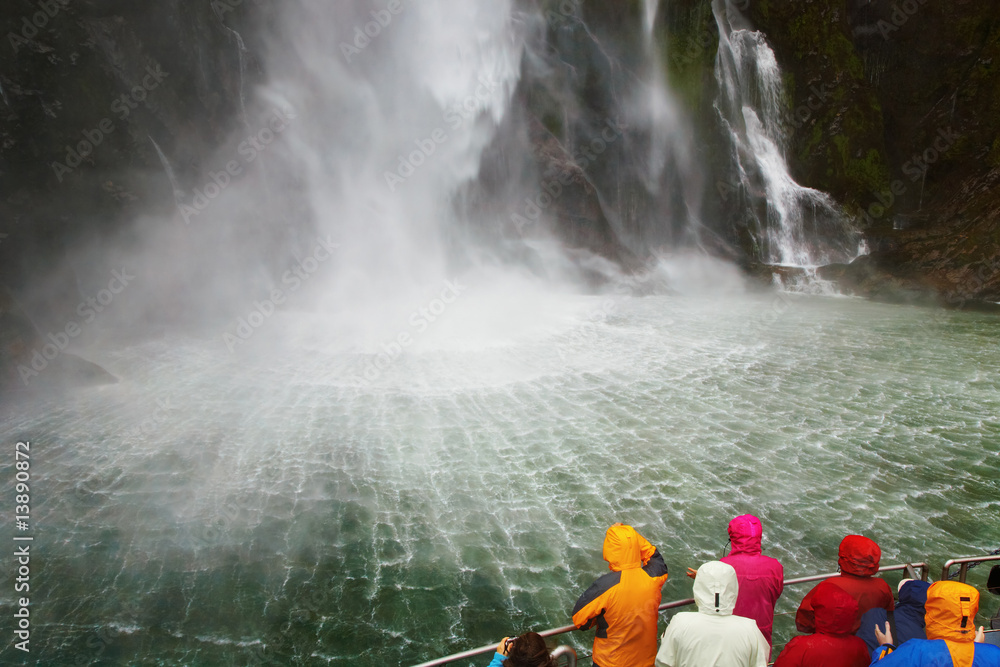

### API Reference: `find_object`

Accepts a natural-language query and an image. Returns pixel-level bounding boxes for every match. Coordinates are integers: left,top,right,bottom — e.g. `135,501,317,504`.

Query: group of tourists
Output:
486,517,1000,667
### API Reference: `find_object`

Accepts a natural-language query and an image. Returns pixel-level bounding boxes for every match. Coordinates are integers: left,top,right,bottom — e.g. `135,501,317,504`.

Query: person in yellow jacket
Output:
572,523,669,667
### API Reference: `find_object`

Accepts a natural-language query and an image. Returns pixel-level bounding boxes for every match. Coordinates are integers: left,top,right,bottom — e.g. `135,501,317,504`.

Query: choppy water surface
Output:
2,293,999,665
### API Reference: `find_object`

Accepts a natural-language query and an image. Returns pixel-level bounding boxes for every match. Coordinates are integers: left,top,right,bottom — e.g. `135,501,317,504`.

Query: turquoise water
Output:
2,292,999,665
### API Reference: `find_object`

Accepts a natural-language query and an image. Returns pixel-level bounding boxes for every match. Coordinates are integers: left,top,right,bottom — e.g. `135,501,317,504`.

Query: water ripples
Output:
1,294,998,664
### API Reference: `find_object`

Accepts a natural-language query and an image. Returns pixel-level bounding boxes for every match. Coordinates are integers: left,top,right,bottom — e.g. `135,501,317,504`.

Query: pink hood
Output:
728,514,764,556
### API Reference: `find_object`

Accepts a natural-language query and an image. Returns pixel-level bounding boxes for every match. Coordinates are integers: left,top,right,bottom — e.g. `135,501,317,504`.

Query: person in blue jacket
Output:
487,632,554,667
858,579,931,652
870,580,1000,666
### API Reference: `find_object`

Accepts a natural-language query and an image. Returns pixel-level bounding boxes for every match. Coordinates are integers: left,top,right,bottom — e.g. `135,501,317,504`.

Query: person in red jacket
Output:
774,580,871,667
720,514,784,652
795,535,894,633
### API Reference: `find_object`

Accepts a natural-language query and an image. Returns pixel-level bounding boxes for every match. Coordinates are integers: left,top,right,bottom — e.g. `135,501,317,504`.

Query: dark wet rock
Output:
0,285,117,394
1,0,998,308
823,165,1000,308
0,0,263,290
742,0,1000,305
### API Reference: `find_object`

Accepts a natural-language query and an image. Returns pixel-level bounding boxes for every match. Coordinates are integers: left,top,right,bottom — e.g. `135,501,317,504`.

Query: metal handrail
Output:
942,554,1000,583
550,645,577,666
411,561,927,666
783,561,929,586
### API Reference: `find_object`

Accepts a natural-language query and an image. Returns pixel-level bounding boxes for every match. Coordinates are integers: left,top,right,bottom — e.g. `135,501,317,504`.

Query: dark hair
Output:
504,632,554,667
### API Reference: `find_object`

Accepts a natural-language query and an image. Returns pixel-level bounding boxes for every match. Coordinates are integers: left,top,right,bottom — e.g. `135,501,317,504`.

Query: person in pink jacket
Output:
717,515,785,653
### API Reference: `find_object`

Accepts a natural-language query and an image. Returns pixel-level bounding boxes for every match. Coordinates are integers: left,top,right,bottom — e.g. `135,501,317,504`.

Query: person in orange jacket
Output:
870,580,1000,665
572,523,669,667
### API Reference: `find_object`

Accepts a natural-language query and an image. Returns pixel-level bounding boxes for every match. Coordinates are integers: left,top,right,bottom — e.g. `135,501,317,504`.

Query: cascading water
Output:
514,0,708,260
712,0,861,268
257,1,525,337
4,4,1000,667
638,0,705,249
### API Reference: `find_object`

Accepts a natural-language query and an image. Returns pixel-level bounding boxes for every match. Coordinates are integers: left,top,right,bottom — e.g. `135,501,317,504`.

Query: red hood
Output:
727,514,763,555
838,535,881,576
812,580,861,635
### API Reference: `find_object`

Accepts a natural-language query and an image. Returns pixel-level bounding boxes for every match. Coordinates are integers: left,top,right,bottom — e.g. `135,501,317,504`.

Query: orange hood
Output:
603,524,655,572
925,581,979,667
925,580,979,643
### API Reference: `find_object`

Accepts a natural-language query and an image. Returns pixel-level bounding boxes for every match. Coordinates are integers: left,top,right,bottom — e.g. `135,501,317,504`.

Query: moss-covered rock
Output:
728,0,1000,304
748,0,890,214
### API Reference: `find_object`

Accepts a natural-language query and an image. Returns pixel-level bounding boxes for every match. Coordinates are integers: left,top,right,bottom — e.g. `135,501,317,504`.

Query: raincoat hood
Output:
925,580,979,643
602,523,652,572
727,514,763,555
812,580,861,635
898,578,931,608
837,535,881,576
693,561,739,616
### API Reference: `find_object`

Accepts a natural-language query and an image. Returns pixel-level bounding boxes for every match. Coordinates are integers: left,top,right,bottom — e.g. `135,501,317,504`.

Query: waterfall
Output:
609,0,706,252
149,136,186,209
253,1,523,341
642,0,659,40
639,0,684,194
712,0,860,268
643,1,709,253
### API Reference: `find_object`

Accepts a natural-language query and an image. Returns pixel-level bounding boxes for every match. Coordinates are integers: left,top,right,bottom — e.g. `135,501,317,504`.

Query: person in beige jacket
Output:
656,560,768,667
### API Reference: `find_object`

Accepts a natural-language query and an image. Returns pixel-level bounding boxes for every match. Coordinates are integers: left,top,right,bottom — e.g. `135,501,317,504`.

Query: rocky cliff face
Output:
0,0,272,392
0,0,266,289
1,0,998,324
741,0,1000,304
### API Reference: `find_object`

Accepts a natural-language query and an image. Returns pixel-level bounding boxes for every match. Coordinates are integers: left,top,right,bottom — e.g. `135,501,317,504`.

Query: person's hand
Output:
686,567,698,579
496,637,511,656
976,626,986,643
874,622,894,647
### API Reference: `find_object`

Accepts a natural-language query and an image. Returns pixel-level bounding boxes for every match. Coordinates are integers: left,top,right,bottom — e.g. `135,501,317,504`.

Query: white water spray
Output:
255,1,535,347
633,0,705,249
